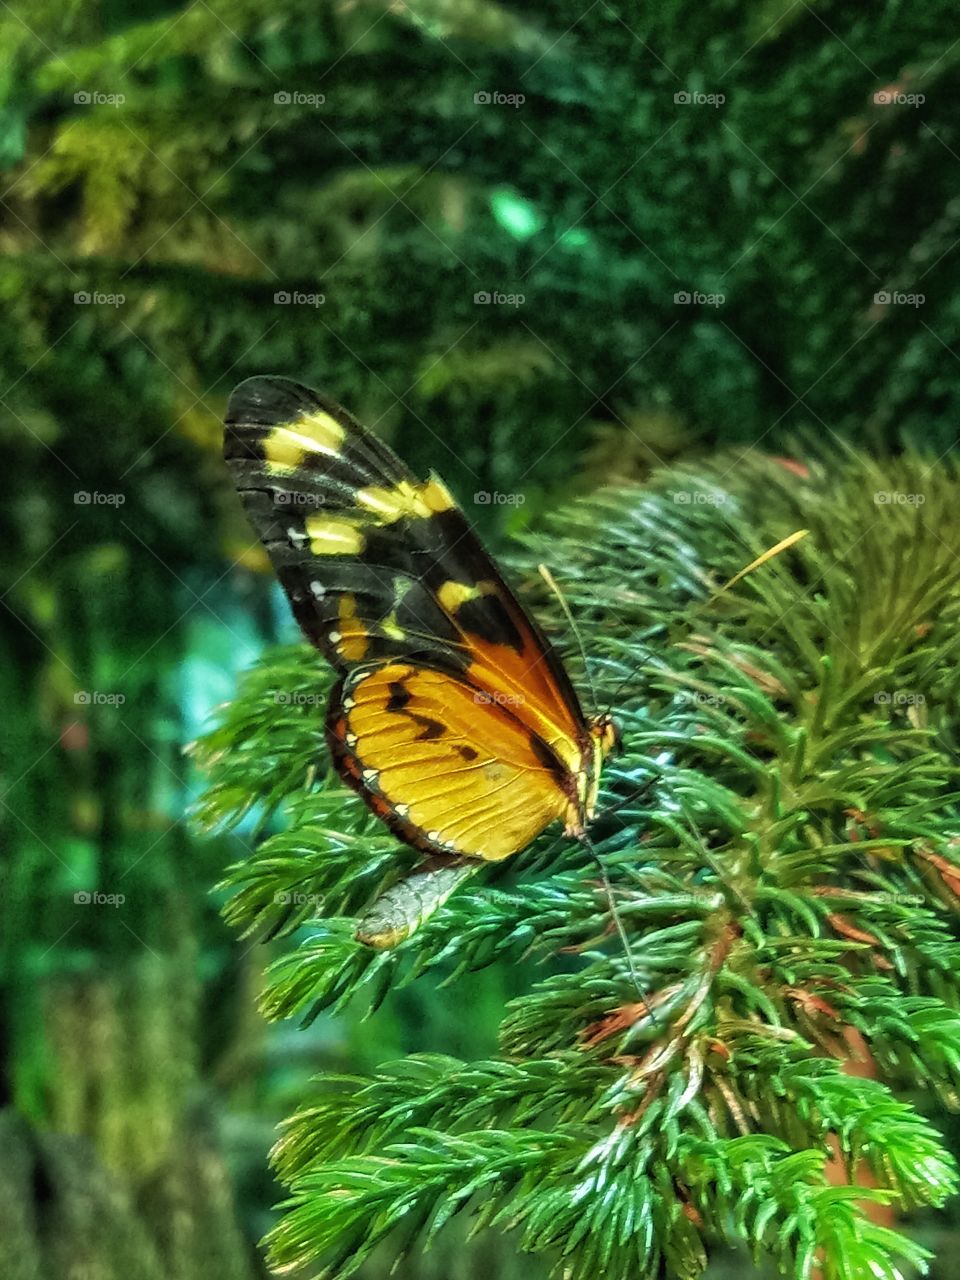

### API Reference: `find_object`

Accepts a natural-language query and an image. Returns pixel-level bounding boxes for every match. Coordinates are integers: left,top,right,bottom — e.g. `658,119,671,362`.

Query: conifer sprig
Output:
195,452,960,1279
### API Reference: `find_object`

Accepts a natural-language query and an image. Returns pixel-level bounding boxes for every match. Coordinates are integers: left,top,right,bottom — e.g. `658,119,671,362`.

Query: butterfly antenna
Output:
579,826,658,1024
538,563,600,713
596,649,653,722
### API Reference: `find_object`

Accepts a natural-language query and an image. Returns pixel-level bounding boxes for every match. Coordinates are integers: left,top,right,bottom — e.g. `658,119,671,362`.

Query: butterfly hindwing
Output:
327,662,570,860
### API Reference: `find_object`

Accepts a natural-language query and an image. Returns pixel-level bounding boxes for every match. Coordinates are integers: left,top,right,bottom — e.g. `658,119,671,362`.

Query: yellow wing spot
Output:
437,579,497,614
262,413,345,471
337,595,370,661
355,475,457,524
262,432,307,471
305,514,366,555
301,410,347,451
355,481,415,521
380,612,406,641
422,476,456,512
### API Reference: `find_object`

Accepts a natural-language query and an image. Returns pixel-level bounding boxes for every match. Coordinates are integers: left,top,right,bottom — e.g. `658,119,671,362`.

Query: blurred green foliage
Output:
3,0,959,510
2,0,960,1276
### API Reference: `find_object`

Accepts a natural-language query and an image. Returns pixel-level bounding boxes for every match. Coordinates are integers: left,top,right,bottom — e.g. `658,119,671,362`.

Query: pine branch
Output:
196,451,960,1278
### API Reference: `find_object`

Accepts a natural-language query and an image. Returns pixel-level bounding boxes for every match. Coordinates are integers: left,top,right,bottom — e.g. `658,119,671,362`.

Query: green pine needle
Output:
195,450,960,1279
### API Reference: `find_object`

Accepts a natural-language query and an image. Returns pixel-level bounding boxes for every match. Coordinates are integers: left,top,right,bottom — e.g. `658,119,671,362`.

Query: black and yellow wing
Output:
224,375,611,860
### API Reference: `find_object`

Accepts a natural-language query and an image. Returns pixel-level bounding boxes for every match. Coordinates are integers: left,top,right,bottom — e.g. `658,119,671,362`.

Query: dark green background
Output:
1,1,957,1275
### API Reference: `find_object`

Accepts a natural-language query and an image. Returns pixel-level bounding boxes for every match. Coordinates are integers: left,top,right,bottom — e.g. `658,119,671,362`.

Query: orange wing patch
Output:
327,663,574,861
429,572,587,777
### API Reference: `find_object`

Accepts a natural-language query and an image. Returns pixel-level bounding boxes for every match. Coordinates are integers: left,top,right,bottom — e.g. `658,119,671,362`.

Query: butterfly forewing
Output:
224,377,463,670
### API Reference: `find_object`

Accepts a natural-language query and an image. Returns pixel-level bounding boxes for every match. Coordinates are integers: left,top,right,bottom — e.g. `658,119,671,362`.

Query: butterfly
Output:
223,376,621,870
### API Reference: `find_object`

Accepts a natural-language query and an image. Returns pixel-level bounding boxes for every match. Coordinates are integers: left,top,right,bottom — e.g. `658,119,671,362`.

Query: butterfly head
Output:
563,713,623,838
590,712,623,760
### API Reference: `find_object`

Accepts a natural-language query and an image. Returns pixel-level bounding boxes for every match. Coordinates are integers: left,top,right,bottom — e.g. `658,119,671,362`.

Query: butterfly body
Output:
224,376,617,865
